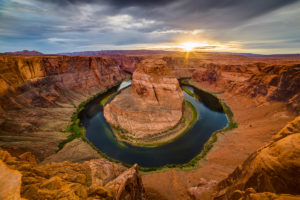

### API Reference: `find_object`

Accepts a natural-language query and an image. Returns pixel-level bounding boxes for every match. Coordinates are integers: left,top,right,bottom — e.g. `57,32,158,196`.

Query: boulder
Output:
0,160,22,200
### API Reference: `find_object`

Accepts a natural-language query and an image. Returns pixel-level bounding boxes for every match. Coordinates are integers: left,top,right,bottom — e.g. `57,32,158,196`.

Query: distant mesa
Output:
58,50,172,56
104,59,184,142
2,50,44,56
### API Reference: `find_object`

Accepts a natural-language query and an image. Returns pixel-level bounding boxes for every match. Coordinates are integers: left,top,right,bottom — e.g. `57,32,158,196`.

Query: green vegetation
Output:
58,118,85,150
100,93,114,106
179,78,190,85
58,100,87,150
57,81,124,151
59,77,237,173
220,101,238,130
186,100,198,124
182,86,194,97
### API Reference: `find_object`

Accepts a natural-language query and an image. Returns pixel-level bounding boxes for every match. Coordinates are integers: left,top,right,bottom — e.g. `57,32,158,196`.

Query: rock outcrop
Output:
106,164,146,200
191,63,300,114
0,55,128,161
2,50,44,56
0,160,23,200
214,117,300,200
0,55,127,107
104,59,184,139
0,149,145,200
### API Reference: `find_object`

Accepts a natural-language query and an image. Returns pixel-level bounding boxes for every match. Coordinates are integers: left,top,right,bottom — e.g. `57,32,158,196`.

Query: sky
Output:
0,0,300,54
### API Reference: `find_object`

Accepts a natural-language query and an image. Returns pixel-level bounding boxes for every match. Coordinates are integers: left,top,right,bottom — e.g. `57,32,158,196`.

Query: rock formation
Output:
0,55,128,161
191,63,300,114
1,50,44,56
0,149,145,200
213,116,300,200
104,59,184,139
0,160,22,200
106,164,146,200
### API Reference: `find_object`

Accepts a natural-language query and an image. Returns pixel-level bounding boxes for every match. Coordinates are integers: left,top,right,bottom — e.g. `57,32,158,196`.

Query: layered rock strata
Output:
0,149,145,200
213,116,300,200
0,55,128,161
191,63,300,114
104,59,184,139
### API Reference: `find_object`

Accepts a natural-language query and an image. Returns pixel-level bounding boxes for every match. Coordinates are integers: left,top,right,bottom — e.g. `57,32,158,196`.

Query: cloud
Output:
38,0,298,29
36,0,177,8
106,14,158,30
0,0,299,53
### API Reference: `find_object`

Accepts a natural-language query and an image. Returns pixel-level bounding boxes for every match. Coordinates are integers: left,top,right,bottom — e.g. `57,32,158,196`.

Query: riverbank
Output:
72,80,234,172
57,82,123,150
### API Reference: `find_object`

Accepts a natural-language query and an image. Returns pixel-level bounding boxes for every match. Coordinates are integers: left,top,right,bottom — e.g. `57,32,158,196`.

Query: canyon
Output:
0,52,299,199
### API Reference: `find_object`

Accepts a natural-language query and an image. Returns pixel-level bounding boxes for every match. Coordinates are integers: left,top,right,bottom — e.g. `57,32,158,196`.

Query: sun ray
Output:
181,42,198,52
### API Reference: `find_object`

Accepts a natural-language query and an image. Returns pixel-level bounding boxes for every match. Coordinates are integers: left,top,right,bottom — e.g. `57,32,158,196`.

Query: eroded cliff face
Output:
0,55,127,109
104,59,184,139
0,150,145,200
213,116,300,200
0,55,129,161
131,59,184,109
191,63,300,114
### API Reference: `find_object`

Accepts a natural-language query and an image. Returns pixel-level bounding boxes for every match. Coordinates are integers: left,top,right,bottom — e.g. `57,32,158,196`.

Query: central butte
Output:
104,59,184,142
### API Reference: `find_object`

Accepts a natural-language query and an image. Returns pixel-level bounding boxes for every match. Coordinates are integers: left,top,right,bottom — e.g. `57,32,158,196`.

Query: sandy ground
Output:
142,82,296,200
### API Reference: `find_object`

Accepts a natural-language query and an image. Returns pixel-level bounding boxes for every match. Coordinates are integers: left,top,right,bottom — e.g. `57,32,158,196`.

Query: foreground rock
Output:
0,160,22,200
41,139,101,164
104,59,184,139
214,117,300,200
106,164,146,200
0,149,145,200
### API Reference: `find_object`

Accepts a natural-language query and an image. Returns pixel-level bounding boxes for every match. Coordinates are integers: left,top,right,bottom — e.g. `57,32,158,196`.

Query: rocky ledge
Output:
0,150,145,200
213,116,300,200
0,55,131,162
104,59,184,142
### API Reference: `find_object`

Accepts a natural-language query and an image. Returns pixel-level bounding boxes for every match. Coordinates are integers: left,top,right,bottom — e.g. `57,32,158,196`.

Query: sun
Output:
181,42,199,52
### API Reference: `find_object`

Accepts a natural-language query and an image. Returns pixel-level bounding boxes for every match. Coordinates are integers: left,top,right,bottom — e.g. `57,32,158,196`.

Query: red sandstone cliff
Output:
0,150,145,200
0,55,128,110
104,59,184,139
191,63,300,114
0,55,129,161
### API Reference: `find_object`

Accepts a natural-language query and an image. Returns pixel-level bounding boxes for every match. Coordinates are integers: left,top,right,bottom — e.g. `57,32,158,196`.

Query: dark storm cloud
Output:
39,0,298,30
39,0,176,7
143,0,299,29
40,0,297,10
